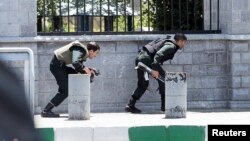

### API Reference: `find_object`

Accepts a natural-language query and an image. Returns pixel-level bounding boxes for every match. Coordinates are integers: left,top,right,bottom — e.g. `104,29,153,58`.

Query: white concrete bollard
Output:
68,74,90,120
165,72,187,118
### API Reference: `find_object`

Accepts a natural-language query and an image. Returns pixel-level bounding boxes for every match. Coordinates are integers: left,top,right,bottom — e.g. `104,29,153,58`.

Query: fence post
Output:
68,74,90,120
165,72,187,118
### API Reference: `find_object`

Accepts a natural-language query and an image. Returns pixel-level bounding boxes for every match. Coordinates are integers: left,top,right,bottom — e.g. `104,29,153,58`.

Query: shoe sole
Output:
41,115,60,118
125,107,141,114
41,114,60,118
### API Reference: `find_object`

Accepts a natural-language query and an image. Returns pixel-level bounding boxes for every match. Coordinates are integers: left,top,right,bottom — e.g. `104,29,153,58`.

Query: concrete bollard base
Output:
68,74,90,120
165,72,187,118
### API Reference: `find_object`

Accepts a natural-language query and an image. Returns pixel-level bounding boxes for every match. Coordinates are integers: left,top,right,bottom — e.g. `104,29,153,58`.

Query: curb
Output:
37,128,54,141
37,125,205,141
129,126,167,141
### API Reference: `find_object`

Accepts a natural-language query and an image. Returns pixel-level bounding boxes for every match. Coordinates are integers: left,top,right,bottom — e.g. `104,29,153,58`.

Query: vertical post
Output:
165,72,187,118
76,0,79,32
209,0,212,30
116,0,118,32
127,16,132,31
100,0,102,32
140,0,142,31
24,60,30,105
171,0,174,30
107,0,110,32
217,0,220,30
68,74,90,120
67,0,70,32
132,0,135,31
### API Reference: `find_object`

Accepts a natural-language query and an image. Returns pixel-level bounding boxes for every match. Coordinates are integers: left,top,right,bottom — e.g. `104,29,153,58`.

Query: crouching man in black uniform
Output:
41,40,100,117
125,33,187,113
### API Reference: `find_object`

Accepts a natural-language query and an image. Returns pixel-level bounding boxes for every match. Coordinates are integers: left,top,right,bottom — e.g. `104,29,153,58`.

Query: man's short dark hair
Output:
87,42,100,51
174,33,187,41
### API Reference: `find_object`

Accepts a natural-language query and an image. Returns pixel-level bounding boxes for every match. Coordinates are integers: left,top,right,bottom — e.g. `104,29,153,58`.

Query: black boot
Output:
161,95,165,112
41,102,60,117
125,99,141,113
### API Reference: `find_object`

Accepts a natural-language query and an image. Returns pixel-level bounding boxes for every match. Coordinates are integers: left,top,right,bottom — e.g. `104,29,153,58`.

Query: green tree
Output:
37,0,66,32
37,0,204,33
152,0,203,31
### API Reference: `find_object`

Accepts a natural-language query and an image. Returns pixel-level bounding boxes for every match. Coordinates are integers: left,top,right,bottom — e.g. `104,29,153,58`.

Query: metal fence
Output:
37,0,221,35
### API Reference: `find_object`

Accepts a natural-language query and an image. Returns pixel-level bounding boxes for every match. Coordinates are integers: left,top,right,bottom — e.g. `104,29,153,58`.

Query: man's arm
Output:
136,62,165,83
151,43,175,74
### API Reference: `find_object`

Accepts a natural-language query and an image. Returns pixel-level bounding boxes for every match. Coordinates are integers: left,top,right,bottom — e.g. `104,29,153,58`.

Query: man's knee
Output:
59,87,68,97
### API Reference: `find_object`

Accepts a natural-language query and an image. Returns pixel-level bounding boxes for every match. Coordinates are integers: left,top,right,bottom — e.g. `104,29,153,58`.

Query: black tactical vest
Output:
143,38,178,62
143,38,169,55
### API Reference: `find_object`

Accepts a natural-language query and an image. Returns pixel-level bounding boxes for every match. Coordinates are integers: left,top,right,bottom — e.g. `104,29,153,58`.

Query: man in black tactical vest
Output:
125,33,187,113
41,40,100,117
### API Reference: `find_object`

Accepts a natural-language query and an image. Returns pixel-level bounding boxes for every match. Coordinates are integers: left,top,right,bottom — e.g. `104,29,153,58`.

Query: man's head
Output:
174,33,187,49
87,42,100,59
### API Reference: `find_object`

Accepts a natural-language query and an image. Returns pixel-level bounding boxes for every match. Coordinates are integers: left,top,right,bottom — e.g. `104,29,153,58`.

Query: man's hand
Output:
151,70,159,79
83,67,92,75
90,69,95,75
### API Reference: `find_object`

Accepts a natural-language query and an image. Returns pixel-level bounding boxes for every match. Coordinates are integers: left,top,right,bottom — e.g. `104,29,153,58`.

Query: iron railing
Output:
37,0,221,35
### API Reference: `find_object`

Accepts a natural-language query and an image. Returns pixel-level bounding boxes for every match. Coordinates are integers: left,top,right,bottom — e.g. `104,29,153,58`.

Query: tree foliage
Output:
37,0,204,32
152,0,203,31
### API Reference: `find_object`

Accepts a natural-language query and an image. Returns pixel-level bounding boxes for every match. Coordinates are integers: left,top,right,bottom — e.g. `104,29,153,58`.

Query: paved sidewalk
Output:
35,110,250,128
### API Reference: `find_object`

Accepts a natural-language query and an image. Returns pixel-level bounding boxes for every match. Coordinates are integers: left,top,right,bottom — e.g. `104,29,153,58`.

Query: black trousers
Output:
131,57,165,101
49,55,77,106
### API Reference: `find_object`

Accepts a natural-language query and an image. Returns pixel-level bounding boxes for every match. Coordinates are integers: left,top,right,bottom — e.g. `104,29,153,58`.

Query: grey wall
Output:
1,35,250,113
228,40,250,109
204,0,220,30
204,0,250,34
1,1,250,114
219,0,250,34
0,0,36,37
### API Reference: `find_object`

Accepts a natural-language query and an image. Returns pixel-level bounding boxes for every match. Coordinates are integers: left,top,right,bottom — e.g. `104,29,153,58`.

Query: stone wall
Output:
228,40,250,109
219,0,250,34
204,0,250,34
204,0,220,30
0,0,36,37
1,0,250,114
1,35,250,113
